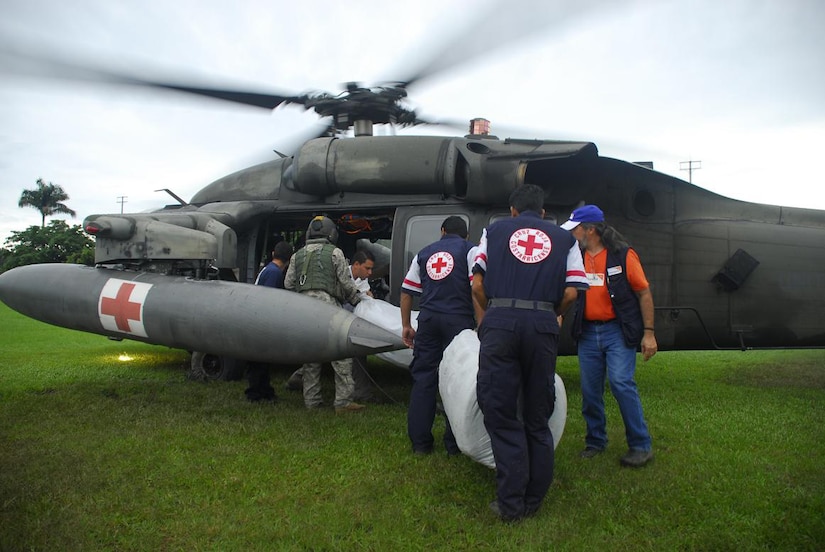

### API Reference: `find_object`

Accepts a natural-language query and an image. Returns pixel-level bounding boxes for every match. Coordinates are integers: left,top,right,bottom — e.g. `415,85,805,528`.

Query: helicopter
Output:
1,4,824,381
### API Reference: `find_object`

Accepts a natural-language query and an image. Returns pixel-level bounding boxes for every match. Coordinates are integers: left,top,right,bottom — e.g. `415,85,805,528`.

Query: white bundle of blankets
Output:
439,329,566,468
354,301,567,469
354,299,415,368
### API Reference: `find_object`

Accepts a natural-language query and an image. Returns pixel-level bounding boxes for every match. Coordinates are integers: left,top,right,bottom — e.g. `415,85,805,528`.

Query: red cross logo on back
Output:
426,251,455,281
98,279,152,337
509,228,552,264
518,233,543,256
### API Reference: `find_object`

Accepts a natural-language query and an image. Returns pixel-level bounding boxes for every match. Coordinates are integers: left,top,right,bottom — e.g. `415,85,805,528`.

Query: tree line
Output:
1,179,94,272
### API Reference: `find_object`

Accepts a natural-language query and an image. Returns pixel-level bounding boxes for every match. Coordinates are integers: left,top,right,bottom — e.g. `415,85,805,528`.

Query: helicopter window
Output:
404,214,470,269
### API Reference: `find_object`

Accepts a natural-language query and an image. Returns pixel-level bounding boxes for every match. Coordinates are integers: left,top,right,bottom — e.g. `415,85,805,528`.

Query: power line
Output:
116,196,128,214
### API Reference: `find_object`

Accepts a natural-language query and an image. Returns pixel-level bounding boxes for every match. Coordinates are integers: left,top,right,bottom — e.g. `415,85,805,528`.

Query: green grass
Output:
1,301,824,551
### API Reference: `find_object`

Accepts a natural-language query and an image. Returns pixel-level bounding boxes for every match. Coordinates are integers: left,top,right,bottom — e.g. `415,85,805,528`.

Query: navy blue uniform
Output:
245,261,287,401
255,261,285,288
402,234,476,454
473,211,588,519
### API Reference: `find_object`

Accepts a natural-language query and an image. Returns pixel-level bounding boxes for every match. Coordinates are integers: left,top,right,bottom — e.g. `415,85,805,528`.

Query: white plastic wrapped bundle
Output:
353,299,415,368
439,329,567,469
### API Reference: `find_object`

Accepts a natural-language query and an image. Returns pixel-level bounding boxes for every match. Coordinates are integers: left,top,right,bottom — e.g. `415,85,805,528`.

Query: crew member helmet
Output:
306,215,338,244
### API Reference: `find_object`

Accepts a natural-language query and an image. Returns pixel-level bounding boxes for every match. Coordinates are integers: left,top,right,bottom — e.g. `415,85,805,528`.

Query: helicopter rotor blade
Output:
1,2,634,135
409,116,667,161
0,41,303,111
394,0,619,90
136,82,301,111
410,115,472,132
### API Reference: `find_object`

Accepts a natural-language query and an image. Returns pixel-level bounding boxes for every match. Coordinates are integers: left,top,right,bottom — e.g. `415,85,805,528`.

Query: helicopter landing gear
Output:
188,351,246,381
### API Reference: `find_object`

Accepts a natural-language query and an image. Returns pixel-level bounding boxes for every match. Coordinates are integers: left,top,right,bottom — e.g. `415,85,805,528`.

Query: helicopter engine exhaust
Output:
288,136,463,197
285,136,597,204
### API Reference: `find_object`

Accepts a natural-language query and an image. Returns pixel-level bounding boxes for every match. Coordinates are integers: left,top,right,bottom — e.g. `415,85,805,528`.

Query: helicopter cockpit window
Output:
404,214,470,270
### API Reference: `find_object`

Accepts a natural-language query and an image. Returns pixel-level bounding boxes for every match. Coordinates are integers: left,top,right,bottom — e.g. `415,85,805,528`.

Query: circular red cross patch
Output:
426,251,455,280
509,228,552,263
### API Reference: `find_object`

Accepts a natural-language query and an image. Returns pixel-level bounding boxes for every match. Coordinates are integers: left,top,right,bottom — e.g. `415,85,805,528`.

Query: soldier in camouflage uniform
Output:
284,216,366,413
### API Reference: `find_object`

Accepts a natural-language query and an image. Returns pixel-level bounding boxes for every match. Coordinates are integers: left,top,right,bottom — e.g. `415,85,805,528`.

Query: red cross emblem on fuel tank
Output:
509,228,552,264
426,251,455,280
98,279,152,337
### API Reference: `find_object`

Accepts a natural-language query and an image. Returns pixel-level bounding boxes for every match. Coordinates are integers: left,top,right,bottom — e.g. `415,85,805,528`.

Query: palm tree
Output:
18,178,77,227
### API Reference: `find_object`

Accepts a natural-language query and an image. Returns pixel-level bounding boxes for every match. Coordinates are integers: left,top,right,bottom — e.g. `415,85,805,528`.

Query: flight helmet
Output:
307,215,338,244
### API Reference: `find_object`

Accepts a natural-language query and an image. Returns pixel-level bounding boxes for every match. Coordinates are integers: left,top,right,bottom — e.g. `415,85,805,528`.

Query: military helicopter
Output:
1,7,824,381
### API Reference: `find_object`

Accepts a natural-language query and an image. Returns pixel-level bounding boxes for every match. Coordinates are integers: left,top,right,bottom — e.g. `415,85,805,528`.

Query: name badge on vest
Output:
586,272,605,286
607,265,623,277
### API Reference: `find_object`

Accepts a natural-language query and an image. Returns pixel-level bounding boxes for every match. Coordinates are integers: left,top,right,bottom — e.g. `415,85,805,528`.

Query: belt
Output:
488,298,555,312
584,319,616,325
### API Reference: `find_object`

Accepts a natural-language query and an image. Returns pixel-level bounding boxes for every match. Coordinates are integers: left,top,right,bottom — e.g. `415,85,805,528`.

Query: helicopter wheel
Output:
188,351,246,381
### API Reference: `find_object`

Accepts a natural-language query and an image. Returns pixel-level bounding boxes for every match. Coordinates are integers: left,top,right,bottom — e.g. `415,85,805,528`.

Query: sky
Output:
1,0,824,244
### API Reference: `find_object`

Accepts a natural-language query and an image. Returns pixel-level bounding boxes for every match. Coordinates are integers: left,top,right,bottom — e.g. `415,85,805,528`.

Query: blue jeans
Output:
578,320,651,451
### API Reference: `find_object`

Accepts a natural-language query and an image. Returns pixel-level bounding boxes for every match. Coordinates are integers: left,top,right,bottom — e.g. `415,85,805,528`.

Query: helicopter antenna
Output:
155,188,189,206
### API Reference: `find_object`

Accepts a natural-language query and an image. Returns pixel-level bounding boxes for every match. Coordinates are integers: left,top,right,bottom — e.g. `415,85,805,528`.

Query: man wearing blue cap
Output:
560,204,657,468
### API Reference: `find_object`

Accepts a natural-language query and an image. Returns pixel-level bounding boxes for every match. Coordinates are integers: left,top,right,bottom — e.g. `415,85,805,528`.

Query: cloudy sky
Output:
1,0,823,244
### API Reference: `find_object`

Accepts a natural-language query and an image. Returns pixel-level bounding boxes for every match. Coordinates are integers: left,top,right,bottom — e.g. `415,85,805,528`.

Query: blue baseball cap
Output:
560,205,605,230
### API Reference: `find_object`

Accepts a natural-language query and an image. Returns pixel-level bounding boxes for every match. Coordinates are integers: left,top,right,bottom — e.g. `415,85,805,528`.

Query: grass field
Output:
1,301,824,551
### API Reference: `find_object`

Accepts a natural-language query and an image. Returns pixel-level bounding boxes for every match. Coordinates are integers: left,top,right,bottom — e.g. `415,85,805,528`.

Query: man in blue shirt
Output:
245,241,294,402
255,241,292,288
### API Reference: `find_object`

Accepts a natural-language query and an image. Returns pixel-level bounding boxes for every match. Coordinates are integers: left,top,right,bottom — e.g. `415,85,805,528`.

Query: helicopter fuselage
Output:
80,134,825,354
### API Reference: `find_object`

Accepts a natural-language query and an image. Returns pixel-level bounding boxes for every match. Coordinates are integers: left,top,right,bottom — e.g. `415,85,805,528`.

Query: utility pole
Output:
117,196,128,214
680,160,701,184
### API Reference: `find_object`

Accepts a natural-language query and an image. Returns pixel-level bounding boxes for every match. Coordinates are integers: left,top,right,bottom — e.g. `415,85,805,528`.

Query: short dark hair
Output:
509,184,544,213
441,216,468,239
272,241,294,262
351,249,375,265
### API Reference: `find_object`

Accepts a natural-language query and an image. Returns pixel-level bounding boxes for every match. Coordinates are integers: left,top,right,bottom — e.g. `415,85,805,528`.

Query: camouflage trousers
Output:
300,290,355,408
